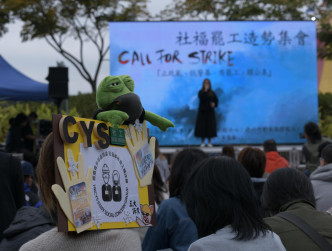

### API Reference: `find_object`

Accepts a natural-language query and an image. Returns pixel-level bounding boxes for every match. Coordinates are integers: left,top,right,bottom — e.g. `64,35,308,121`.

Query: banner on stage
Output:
109,21,318,145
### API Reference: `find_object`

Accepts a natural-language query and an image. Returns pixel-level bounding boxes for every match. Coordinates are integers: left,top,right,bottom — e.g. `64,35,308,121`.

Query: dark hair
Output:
201,78,211,91
322,145,332,164
261,168,315,215
263,139,277,152
15,113,28,126
304,122,321,143
153,165,167,205
169,148,207,198
29,112,38,119
154,138,166,161
36,132,56,214
222,145,235,158
183,156,269,239
9,117,15,126
238,147,266,178
318,141,332,158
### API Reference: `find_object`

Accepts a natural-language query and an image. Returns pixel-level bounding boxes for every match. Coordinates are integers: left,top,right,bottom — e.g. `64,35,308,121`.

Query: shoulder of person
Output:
264,216,284,232
0,151,12,161
322,137,332,143
20,228,141,251
188,240,206,251
19,228,57,251
158,197,183,214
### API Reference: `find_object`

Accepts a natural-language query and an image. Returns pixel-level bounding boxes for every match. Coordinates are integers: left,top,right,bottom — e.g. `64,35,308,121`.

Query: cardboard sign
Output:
53,114,156,232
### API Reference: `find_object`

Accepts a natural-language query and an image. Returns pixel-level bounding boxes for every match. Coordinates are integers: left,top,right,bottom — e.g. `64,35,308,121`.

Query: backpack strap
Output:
277,211,332,251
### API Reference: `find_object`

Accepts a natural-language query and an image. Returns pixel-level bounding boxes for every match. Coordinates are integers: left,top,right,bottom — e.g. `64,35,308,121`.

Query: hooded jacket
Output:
0,206,54,251
310,163,332,211
265,151,289,174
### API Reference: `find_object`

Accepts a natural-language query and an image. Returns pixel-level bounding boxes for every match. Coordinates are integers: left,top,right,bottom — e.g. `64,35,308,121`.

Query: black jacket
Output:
194,90,219,138
0,152,25,241
0,206,54,251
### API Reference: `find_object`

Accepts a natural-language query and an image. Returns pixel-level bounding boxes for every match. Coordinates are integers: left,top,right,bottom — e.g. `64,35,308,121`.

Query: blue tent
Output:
0,55,49,101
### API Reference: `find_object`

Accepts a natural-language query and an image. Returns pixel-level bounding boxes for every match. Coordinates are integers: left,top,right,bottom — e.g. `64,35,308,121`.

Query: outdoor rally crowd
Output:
1,113,332,251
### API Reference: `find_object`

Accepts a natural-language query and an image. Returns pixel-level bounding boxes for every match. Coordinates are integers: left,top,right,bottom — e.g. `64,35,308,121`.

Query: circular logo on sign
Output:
92,150,130,218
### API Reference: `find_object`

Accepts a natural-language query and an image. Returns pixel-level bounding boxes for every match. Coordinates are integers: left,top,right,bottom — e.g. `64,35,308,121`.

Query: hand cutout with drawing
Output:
126,120,155,187
52,149,93,233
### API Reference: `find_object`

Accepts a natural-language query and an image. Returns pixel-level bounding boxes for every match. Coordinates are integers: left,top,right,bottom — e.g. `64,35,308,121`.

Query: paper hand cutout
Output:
125,120,155,187
52,149,93,233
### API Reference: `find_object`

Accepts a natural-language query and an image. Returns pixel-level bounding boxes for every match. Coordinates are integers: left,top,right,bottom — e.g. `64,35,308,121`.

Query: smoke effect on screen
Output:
109,21,318,146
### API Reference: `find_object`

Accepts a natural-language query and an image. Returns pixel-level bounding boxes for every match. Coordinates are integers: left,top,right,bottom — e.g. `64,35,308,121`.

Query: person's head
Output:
36,132,56,214
169,148,207,198
238,147,266,178
28,112,38,122
202,78,211,91
318,141,332,158
15,113,28,127
183,156,268,239
222,145,235,158
9,117,15,127
321,145,332,166
261,168,315,215
263,139,277,152
304,121,321,143
22,161,34,186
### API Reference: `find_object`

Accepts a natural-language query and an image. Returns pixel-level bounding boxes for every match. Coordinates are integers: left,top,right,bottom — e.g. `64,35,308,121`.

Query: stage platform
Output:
160,145,305,169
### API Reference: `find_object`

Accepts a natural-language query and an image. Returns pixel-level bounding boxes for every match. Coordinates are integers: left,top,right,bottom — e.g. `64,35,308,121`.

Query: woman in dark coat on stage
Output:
194,78,218,147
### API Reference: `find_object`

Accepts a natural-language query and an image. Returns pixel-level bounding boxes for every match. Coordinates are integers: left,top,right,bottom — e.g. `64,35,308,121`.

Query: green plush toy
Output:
94,75,175,131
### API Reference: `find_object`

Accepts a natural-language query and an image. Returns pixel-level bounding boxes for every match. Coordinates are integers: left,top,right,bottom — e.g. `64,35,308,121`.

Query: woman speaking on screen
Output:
194,78,218,147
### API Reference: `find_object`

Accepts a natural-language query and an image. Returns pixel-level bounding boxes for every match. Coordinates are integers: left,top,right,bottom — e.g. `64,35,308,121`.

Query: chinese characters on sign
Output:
156,68,272,78
117,29,309,69
176,30,309,46
214,126,301,142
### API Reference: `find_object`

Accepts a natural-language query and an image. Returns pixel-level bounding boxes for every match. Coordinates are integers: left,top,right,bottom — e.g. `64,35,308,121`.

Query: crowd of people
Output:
0,112,48,250
3,112,42,208
5,112,39,165
1,120,332,250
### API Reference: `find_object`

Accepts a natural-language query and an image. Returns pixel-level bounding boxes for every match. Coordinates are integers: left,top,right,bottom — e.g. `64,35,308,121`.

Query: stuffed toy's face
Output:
96,75,135,109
